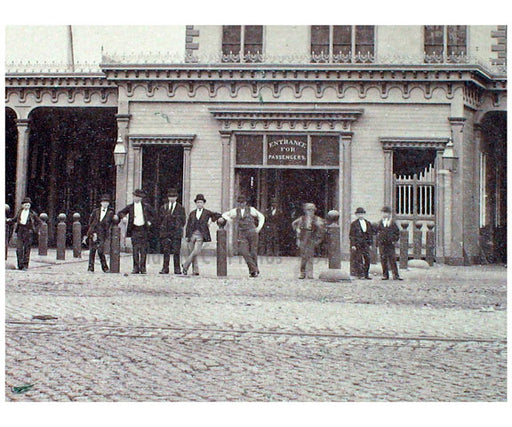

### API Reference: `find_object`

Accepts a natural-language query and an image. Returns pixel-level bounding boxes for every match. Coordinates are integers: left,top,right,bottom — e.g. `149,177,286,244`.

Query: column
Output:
435,149,445,261
182,145,192,211
219,131,232,212
383,149,393,206
339,133,353,260
115,113,131,210
15,119,30,212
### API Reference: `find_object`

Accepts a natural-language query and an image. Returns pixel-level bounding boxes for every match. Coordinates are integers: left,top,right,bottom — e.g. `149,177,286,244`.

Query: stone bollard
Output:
326,210,341,270
413,222,422,259
370,234,378,264
426,223,435,266
5,204,10,260
38,213,49,256
56,213,66,260
399,222,409,270
72,213,82,258
216,217,227,277
110,215,121,273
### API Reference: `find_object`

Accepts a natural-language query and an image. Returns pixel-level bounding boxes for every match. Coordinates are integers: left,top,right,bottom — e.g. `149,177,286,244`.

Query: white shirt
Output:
383,219,390,227
99,208,107,222
271,208,277,216
20,209,29,225
169,202,175,213
222,207,265,232
196,208,203,220
359,218,367,232
133,202,145,226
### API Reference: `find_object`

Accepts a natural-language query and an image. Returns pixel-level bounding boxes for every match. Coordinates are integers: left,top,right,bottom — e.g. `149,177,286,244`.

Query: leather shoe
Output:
131,270,139,274
393,276,403,281
381,276,389,280
159,269,169,274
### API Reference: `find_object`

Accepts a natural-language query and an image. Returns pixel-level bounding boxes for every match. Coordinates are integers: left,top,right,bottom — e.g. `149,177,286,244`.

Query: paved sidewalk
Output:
4,249,507,401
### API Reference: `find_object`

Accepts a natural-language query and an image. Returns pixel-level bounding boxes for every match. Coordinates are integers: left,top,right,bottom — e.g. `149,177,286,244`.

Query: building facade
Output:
5,25,507,263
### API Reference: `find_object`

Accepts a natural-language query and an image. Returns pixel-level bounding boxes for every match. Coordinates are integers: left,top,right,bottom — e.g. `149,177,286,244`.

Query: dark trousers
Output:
239,229,259,274
352,244,371,278
89,238,108,271
16,226,33,269
379,244,399,278
262,224,280,256
131,226,148,273
161,237,181,273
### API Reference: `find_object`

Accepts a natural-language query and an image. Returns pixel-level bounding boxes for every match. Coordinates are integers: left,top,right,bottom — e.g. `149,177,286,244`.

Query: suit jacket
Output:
185,208,221,243
9,209,41,234
374,219,400,247
117,202,154,238
87,207,114,241
158,202,186,239
349,219,373,247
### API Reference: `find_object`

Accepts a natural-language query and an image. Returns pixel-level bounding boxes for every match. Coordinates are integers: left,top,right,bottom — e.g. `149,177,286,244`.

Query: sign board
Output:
267,135,307,166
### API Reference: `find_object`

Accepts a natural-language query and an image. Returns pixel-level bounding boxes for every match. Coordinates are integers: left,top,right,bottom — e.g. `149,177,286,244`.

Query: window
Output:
222,25,263,62
424,25,467,62
311,25,375,63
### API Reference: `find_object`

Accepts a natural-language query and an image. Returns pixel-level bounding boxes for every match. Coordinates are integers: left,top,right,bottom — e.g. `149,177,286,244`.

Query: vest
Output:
236,207,256,232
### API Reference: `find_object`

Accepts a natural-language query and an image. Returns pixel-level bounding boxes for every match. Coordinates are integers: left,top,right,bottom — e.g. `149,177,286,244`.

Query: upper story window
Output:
222,25,263,62
424,25,467,62
311,25,375,63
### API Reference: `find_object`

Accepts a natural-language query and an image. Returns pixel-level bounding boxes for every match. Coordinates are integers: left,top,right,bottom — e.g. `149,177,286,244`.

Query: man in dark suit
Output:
158,188,186,275
84,193,114,272
374,206,403,281
349,207,373,280
117,189,154,274
182,194,221,276
8,197,41,270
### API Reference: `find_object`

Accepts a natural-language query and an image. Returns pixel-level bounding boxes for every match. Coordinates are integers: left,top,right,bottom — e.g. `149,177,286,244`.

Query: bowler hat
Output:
21,197,32,204
133,189,145,198
355,207,366,214
167,188,178,197
237,195,247,203
381,206,392,213
100,193,111,202
194,194,206,203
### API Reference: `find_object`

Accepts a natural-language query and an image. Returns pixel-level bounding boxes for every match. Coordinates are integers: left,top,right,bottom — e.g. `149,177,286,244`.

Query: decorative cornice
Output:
380,137,449,150
210,107,363,132
129,134,195,147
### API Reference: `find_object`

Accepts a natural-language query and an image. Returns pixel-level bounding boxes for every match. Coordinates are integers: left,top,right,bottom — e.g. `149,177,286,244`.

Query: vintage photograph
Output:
3,22,507,407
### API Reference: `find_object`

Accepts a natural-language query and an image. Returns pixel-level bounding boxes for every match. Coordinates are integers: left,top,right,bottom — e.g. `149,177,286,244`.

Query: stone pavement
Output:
4,248,507,401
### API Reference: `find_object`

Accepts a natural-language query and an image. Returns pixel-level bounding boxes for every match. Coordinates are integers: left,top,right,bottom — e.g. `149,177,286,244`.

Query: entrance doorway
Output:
236,168,338,256
141,145,184,252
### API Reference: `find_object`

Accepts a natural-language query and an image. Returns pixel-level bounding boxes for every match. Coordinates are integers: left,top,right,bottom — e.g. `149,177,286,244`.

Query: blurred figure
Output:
261,197,282,256
374,206,402,281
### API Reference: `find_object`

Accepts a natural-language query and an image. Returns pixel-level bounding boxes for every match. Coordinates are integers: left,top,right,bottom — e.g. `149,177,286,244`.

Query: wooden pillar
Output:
14,119,30,212
115,114,131,211
383,149,393,207
5,204,11,260
220,131,232,212
182,145,192,212
413,222,423,259
38,213,49,256
399,222,409,269
339,133,353,260
110,215,121,273
426,223,435,266
217,220,228,276
56,213,67,260
72,213,82,258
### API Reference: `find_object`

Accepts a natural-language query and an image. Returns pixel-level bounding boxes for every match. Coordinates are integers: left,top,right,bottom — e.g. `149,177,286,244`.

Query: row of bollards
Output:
399,222,436,268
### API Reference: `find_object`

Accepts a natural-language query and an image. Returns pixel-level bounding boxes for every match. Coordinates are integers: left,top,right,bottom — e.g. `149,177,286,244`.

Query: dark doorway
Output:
236,168,338,256
27,107,117,244
5,108,17,210
141,145,184,252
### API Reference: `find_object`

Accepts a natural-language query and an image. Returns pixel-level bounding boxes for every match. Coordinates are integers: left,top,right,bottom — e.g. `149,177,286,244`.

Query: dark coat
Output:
374,219,400,248
86,207,114,241
9,209,41,234
158,202,186,239
349,218,373,247
117,202,154,238
185,209,221,243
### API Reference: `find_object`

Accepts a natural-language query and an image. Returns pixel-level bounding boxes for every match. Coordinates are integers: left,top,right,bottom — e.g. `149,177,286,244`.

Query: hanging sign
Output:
267,135,307,166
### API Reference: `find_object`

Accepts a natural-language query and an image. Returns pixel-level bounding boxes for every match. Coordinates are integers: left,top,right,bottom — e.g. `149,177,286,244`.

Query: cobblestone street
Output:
4,250,507,402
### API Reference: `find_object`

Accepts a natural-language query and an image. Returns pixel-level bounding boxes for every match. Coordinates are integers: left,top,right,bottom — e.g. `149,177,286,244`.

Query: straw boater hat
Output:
167,188,178,197
194,194,206,203
133,189,145,198
355,207,366,214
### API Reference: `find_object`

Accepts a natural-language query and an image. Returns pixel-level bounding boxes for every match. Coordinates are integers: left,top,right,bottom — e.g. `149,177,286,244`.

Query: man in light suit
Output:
84,193,114,272
158,188,186,275
349,207,373,280
117,189,154,274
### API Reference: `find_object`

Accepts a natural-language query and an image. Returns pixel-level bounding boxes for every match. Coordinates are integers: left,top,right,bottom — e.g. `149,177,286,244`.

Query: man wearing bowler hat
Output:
182,194,222,276
117,189,154,274
158,188,186,275
222,195,265,278
349,207,374,280
374,206,403,281
84,193,114,272
7,197,41,270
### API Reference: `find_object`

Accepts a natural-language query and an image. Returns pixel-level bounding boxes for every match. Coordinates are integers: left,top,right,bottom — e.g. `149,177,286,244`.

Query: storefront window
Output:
236,135,263,165
311,135,339,166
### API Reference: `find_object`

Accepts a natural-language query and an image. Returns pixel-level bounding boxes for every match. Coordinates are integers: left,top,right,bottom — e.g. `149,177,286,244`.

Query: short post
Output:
399,222,409,270
38,213,49,256
110,215,121,273
72,213,81,258
426,223,435,266
56,213,66,260
216,217,228,277
370,234,378,264
413,222,423,259
326,210,341,269
5,204,10,260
